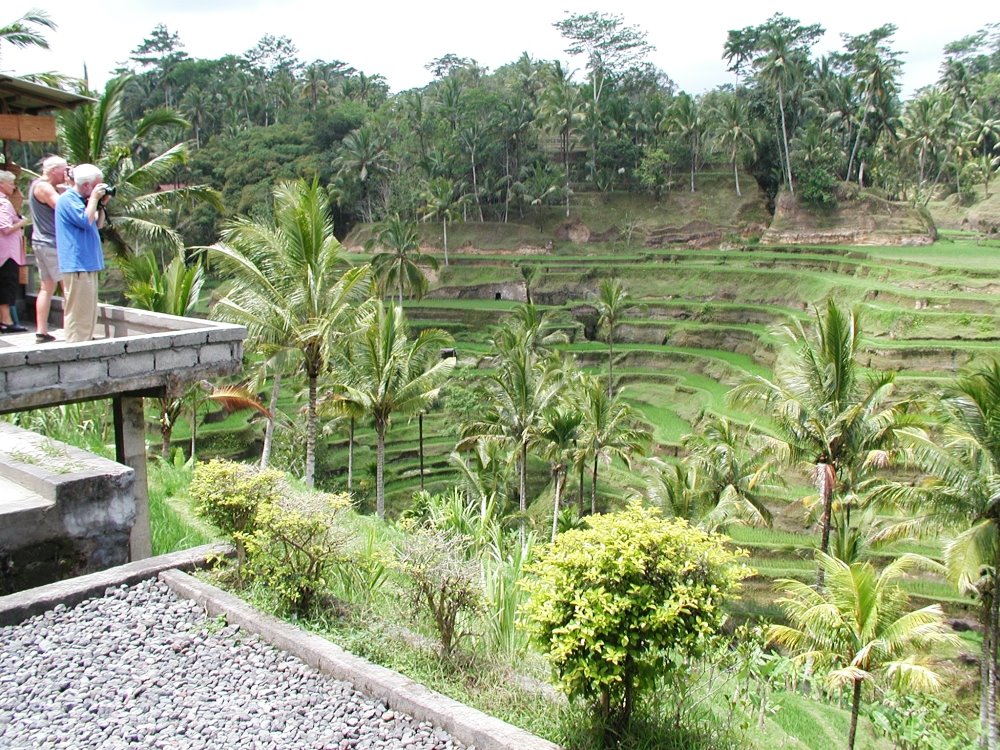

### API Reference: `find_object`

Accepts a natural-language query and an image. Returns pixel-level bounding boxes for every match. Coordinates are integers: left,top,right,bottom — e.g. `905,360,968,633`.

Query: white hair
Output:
0,171,15,185
72,163,102,187
41,155,68,175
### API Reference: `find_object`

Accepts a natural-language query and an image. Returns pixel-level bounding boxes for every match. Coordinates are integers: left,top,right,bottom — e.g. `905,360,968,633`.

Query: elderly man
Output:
29,155,69,343
55,163,111,343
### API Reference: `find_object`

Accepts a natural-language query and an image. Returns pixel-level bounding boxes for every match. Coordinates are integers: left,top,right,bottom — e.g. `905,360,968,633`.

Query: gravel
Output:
0,579,467,750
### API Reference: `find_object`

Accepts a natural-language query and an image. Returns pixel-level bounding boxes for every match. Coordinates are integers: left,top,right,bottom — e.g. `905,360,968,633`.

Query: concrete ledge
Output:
0,543,229,626
160,570,561,750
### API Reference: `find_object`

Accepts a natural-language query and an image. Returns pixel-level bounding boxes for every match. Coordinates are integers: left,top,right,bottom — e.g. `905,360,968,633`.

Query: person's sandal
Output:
35,332,55,343
0,323,26,333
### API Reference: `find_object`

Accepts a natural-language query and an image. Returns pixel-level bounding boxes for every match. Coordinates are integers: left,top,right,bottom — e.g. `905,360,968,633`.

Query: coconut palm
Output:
58,75,222,257
683,415,781,531
769,552,957,750
596,278,629,397
537,405,583,541
368,215,438,306
573,374,650,515
537,61,584,217
634,457,706,523
419,177,464,266
712,93,757,196
729,300,906,585
209,180,371,486
874,361,1000,749
462,312,562,529
0,9,55,63
344,301,454,518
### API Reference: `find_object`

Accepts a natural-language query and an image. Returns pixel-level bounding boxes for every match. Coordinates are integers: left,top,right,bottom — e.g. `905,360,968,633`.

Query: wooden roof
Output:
0,74,93,115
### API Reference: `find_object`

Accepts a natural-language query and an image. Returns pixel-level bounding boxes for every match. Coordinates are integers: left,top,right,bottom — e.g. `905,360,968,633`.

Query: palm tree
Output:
419,177,464,266
635,457,706,523
58,75,222,257
574,374,650,515
449,437,513,520
344,301,454,518
538,61,584,217
596,278,629,397
0,9,55,64
769,552,957,750
666,92,704,193
729,300,905,585
463,312,562,530
332,124,391,223
712,93,757,196
683,416,781,531
368,215,438,306
537,405,583,541
209,180,371,487
874,361,1000,749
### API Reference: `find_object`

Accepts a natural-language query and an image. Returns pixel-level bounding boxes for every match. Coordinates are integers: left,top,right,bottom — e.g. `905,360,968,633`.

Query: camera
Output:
103,185,117,198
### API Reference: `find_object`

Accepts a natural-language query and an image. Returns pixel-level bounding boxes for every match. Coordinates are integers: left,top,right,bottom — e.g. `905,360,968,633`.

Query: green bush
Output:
520,501,750,741
246,489,353,615
797,167,837,209
189,459,284,566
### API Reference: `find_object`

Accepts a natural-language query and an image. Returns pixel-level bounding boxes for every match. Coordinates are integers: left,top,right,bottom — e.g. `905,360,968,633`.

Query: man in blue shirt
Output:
55,163,111,342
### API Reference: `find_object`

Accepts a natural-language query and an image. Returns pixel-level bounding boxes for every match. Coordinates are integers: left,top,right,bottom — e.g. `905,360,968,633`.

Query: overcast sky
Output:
7,1,992,99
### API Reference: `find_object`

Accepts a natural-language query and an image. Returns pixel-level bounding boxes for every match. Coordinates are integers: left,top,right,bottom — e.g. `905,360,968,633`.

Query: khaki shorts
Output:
33,242,63,283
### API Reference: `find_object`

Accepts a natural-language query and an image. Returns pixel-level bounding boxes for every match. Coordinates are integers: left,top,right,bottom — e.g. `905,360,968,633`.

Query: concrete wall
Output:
0,423,135,594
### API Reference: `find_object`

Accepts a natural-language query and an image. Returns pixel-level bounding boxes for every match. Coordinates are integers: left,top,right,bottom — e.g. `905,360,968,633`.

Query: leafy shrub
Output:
396,527,482,659
520,501,750,741
246,489,352,615
797,167,838,209
189,459,283,566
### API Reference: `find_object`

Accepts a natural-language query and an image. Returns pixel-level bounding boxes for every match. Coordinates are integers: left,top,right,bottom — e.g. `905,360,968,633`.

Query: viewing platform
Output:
0,302,246,580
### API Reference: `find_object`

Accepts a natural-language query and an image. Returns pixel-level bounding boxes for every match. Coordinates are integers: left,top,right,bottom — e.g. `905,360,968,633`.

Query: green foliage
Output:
331,525,391,609
520,501,750,737
867,691,977,750
797,166,838,209
396,526,483,659
189,459,283,564
245,490,352,615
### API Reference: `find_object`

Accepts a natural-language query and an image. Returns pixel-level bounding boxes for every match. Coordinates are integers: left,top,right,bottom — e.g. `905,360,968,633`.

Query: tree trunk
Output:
442,218,449,266
607,338,614,398
260,372,281,470
733,156,742,197
816,461,834,588
778,84,794,194
578,461,585,514
847,678,862,750
519,442,528,543
419,413,425,492
347,416,354,493
551,468,562,543
989,582,1000,750
376,419,387,518
846,98,870,183
306,373,317,487
591,454,600,516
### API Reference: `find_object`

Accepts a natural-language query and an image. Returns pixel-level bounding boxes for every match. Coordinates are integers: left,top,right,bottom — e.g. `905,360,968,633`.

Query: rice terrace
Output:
2,7,1000,750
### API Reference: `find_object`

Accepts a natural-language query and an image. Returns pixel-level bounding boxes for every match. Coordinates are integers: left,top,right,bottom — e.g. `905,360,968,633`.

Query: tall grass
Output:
148,452,216,555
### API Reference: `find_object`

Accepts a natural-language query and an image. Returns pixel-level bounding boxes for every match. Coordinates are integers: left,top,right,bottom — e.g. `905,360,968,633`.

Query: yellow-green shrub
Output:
189,459,283,565
245,490,352,615
520,501,750,738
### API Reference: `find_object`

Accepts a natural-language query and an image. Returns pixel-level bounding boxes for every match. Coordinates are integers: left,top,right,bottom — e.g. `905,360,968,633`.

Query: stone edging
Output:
0,543,229,626
159,569,561,750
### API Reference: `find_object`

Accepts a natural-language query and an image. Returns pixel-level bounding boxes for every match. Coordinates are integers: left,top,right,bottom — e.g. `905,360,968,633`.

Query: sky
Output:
7,1,993,99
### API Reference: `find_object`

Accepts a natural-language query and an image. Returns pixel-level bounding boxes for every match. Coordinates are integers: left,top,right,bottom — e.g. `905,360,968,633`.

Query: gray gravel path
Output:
0,579,467,750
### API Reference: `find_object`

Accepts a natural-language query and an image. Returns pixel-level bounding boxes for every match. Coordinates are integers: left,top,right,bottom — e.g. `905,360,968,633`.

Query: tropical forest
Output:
5,7,1000,750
